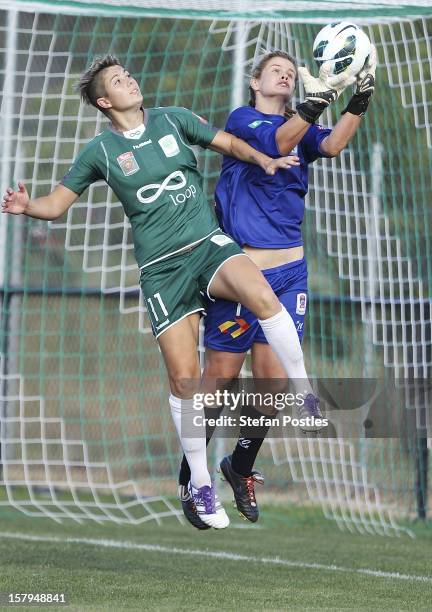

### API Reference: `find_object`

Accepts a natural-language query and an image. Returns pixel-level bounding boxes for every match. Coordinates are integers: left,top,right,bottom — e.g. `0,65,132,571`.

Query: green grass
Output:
0,503,431,611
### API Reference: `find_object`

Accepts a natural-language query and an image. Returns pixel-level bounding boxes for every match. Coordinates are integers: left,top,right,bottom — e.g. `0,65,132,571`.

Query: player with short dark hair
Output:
76,54,121,109
178,48,377,527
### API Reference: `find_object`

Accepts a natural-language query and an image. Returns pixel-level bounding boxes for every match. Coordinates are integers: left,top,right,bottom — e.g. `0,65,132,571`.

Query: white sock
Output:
169,394,211,489
258,305,314,397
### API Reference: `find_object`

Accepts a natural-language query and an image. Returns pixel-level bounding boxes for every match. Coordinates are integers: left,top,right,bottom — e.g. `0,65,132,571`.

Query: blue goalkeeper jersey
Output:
215,106,332,248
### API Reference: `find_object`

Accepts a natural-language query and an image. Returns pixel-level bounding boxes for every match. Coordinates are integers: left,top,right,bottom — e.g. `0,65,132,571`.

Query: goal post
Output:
0,0,430,533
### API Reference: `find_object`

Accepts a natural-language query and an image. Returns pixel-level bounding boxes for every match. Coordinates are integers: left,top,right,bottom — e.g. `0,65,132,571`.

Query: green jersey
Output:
62,106,220,269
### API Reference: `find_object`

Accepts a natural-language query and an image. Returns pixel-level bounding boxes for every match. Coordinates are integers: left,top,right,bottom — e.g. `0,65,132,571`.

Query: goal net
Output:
0,0,431,534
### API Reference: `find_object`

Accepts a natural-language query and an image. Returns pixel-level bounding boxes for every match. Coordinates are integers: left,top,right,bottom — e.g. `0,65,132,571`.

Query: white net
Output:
0,1,430,532
0,355,181,524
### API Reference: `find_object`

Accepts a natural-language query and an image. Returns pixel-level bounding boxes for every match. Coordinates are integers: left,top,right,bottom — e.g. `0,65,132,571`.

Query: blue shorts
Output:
204,257,308,353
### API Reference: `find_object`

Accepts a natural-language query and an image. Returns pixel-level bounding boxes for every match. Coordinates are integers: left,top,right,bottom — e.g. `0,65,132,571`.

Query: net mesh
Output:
0,2,430,534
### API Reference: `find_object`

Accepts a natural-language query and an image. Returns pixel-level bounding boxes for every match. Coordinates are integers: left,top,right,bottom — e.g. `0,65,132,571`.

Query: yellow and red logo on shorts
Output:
219,317,250,339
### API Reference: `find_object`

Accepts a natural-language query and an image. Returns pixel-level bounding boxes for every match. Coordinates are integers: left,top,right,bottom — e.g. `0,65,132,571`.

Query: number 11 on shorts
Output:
147,292,168,321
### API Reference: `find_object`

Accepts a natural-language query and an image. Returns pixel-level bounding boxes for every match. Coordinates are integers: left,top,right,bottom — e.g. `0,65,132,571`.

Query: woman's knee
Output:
203,351,243,383
169,369,201,398
248,284,280,319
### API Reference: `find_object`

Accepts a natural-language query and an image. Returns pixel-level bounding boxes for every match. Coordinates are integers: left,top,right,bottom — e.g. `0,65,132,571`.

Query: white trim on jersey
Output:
100,142,110,183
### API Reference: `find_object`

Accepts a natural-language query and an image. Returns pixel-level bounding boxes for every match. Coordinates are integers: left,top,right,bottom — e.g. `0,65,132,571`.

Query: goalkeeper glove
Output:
342,44,377,116
297,62,356,124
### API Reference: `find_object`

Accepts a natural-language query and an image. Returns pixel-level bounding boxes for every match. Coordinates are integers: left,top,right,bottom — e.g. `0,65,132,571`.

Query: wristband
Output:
296,100,327,124
341,91,372,116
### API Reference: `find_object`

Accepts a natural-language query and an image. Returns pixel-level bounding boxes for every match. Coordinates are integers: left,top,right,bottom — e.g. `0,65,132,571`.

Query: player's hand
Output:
296,62,353,124
354,44,377,96
298,62,340,106
325,70,358,98
264,155,300,175
1,182,30,215
342,45,377,116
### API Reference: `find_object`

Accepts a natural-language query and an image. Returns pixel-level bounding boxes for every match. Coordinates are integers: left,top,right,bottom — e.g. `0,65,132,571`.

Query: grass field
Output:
0,501,431,611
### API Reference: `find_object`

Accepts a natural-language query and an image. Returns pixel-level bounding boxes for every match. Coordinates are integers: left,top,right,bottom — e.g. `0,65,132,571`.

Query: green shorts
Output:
139,232,245,337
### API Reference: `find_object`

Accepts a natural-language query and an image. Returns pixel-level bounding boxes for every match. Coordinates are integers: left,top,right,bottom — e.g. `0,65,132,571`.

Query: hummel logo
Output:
156,319,170,330
133,139,152,150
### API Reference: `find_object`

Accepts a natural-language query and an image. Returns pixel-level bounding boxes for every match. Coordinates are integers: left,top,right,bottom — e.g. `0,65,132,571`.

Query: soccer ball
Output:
312,22,371,78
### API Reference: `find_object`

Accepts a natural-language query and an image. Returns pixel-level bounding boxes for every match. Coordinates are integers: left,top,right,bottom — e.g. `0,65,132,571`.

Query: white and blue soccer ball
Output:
312,22,371,78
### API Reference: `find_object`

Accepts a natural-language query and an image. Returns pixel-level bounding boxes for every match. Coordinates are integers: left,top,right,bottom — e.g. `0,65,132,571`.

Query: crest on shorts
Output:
117,151,139,176
210,234,233,247
296,293,307,315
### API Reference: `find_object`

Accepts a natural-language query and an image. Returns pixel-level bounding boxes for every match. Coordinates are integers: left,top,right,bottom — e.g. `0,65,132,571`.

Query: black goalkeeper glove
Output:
342,45,377,116
297,62,356,124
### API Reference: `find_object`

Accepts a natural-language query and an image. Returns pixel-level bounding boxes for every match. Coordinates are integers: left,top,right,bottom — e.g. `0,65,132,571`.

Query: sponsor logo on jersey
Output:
117,151,140,176
123,124,146,139
136,170,196,205
296,293,307,315
248,119,273,129
296,321,304,332
158,134,180,157
210,234,233,247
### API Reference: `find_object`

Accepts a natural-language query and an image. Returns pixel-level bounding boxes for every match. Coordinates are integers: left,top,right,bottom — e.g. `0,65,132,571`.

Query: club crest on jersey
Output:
158,134,180,158
117,151,139,176
248,119,273,129
296,293,307,315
